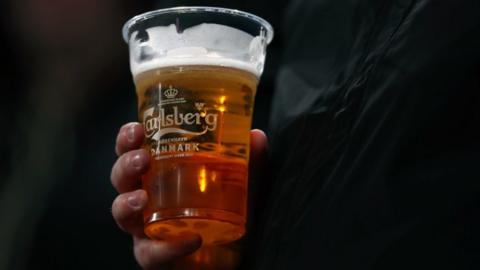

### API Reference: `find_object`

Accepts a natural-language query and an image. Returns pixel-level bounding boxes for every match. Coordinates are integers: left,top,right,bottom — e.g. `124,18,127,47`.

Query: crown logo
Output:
164,86,178,99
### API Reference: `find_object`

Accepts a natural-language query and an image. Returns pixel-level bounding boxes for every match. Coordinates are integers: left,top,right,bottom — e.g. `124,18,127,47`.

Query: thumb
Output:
249,129,268,172
246,129,269,238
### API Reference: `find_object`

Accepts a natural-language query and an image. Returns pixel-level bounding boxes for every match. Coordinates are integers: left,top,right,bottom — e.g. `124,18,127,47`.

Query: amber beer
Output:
135,65,258,245
123,6,273,246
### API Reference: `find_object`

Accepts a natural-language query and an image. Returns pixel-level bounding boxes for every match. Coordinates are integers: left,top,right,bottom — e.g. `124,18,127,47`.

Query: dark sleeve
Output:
250,0,480,269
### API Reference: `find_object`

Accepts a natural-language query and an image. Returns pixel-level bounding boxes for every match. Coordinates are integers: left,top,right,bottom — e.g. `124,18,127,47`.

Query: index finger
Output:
115,122,145,156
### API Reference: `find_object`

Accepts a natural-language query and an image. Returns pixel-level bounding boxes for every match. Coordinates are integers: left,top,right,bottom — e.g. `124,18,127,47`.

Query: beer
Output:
135,65,258,245
123,6,273,246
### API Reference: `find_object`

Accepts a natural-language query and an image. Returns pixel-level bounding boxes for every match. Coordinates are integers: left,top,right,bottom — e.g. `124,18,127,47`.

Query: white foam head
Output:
128,23,266,77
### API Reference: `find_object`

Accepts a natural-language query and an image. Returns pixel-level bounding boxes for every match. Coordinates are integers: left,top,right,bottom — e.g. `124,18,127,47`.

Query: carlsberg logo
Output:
144,106,218,140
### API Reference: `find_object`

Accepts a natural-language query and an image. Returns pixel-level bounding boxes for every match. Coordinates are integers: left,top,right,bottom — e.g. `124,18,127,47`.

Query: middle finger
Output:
111,149,150,193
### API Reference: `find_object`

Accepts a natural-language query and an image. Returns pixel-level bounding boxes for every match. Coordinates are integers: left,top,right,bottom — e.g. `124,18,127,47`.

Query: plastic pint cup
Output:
123,6,273,245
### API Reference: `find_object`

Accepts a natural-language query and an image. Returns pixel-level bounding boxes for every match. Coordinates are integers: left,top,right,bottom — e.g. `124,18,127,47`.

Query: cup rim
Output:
122,6,274,44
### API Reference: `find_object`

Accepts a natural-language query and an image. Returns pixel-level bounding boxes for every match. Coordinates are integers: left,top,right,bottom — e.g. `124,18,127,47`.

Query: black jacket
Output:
245,0,480,269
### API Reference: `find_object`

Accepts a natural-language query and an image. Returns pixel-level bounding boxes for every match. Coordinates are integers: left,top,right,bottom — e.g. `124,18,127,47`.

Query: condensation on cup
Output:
123,6,273,245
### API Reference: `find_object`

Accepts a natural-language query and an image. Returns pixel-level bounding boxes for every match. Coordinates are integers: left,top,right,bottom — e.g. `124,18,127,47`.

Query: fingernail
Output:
131,154,142,169
127,126,135,142
127,195,141,209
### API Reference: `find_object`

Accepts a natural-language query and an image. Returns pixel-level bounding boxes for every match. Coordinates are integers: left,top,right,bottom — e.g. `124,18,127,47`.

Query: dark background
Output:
2,1,480,270
0,0,284,269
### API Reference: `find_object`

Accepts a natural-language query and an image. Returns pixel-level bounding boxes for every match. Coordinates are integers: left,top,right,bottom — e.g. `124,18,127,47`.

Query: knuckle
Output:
126,149,150,173
111,195,125,221
115,123,144,156
134,123,145,138
111,152,146,193
122,122,136,131
110,158,124,188
115,134,128,156
112,195,138,233
121,152,132,171
117,123,138,148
